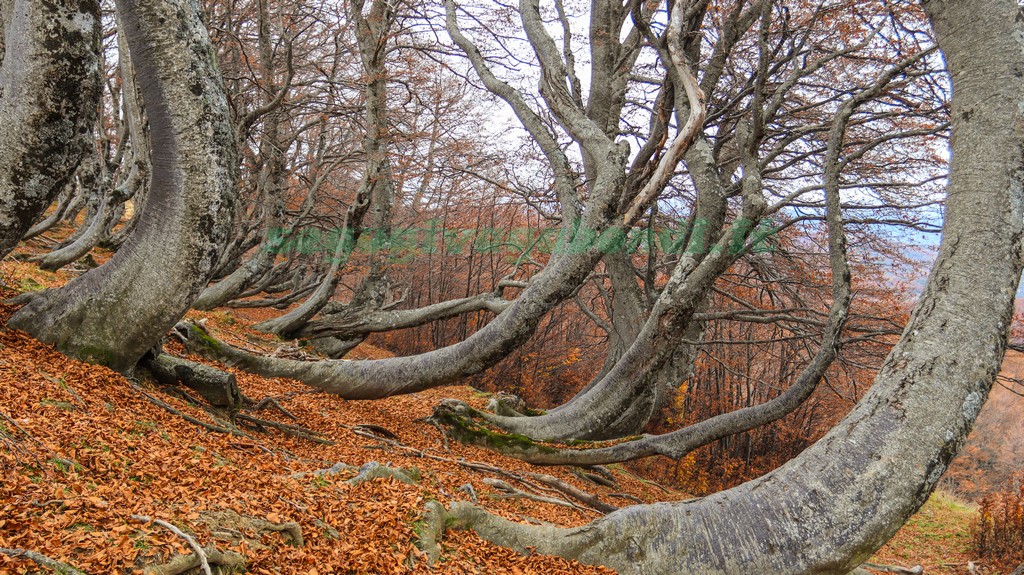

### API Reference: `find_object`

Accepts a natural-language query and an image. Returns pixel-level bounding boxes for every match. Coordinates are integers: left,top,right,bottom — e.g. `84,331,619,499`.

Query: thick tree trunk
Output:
435,1,1024,572
8,0,236,372
475,203,756,442
188,0,700,400
520,136,729,440
0,0,102,260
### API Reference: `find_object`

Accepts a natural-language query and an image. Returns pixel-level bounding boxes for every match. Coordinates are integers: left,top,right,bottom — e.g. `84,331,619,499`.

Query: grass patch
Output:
871,490,976,573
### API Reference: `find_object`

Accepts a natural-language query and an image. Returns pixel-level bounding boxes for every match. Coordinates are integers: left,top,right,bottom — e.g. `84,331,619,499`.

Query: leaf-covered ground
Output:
0,257,991,574
0,274,686,574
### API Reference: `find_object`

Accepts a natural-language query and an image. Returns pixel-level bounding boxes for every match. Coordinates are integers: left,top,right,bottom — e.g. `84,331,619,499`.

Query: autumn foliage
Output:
973,473,1024,572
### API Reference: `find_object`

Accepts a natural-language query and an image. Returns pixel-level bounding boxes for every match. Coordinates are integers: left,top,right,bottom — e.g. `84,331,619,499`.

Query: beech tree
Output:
0,0,1020,572
7,0,237,371
183,0,943,454
417,0,1024,573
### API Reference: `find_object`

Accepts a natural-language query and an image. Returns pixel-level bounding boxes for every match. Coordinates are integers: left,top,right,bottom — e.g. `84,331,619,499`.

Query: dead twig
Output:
131,514,212,575
249,396,298,420
235,414,334,445
523,472,618,513
129,379,244,437
0,411,36,464
482,478,581,509
861,562,923,574
351,426,612,514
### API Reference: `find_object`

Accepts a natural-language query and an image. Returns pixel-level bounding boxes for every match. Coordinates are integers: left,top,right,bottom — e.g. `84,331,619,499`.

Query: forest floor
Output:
0,257,1001,575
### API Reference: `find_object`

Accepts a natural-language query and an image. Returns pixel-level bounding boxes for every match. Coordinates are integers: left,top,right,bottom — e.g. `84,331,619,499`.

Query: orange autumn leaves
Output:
0,294,657,574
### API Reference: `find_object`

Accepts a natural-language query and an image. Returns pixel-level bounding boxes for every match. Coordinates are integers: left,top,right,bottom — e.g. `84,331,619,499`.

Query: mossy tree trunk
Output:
8,0,237,372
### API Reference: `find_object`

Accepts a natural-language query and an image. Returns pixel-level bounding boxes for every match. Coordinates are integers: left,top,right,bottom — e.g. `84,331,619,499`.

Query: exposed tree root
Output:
128,379,248,439
569,467,619,489
201,509,305,549
132,515,216,575
0,547,90,574
348,461,420,485
248,396,297,420
132,355,332,453
414,500,448,566
142,352,242,414
521,472,618,514
143,544,245,575
235,414,334,445
254,520,304,547
349,425,617,516
413,501,588,566
483,478,590,511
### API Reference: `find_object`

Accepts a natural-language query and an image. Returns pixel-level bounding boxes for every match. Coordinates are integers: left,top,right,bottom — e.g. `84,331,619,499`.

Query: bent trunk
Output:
8,0,236,371
437,1,1024,573
183,239,623,399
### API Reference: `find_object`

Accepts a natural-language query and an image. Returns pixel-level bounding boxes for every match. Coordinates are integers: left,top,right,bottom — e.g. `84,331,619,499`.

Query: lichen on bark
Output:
0,0,102,259
7,0,237,372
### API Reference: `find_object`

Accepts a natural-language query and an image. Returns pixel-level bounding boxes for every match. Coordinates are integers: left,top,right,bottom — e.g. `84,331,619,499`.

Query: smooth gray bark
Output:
0,0,102,259
472,26,924,446
182,235,625,398
192,0,289,311
8,0,237,372
31,160,141,271
436,1,1024,573
297,292,512,341
21,179,76,241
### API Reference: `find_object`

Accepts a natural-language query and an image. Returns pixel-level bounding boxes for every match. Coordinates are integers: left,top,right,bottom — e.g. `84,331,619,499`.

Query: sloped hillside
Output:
0,282,687,575
0,258,998,575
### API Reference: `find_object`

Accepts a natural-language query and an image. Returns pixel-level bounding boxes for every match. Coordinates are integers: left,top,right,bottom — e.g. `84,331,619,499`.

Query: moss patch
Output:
431,404,560,456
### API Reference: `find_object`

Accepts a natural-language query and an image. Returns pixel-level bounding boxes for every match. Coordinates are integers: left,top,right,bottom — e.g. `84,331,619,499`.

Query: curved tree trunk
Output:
193,0,289,311
31,159,141,271
297,292,512,341
186,0,702,400
182,240,623,399
434,2,1024,573
0,0,102,260
8,0,237,372
473,217,754,441
20,179,76,241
